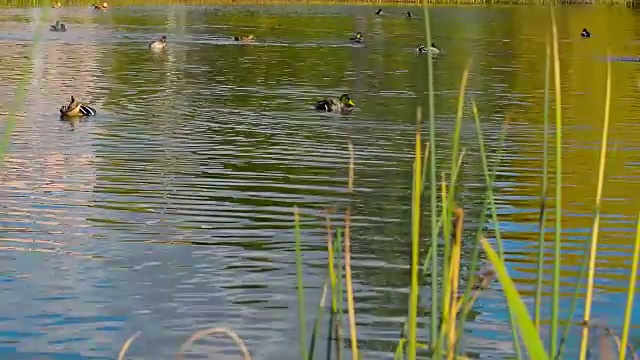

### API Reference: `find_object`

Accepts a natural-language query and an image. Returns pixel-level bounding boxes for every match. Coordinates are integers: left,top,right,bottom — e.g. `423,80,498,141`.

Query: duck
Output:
50,21,67,32
52,1,62,8
149,35,167,50
233,35,255,42
349,32,364,44
59,96,97,118
93,2,108,10
417,43,441,55
375,8,382,15
581,28,591,38
406,11,412,18
315,94,355,114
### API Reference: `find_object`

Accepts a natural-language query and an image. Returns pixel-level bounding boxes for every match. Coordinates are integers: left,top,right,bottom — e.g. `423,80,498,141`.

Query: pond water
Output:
0,3,640,359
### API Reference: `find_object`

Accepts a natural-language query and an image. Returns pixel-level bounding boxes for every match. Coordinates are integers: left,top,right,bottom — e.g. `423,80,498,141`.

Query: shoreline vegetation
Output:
0,0,637,7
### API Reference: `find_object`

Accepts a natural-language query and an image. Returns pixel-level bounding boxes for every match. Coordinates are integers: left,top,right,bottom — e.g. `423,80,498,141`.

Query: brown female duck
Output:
59,96,97,118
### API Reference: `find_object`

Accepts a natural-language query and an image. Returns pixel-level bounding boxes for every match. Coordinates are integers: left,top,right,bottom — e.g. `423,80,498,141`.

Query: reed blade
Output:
421,2,439,352
407,109,423,360
294,207,308,360
619,213,640,360
344,141,358,360
549,7,563,357
481,238,549,360
534,33,552,332
471,102,522,358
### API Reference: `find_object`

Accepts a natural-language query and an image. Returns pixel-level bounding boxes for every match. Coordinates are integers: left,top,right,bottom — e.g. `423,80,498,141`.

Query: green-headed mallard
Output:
50,21,67,32
349,32,364,44
60,96,96,118
315,94,355,114
149,35,167,51
52,1,62,8
233,35,255,42
93,2,108,10
581,28,591,38
417,43,440,55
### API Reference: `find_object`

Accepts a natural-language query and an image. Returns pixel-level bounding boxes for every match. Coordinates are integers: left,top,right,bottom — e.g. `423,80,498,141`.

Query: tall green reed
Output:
549,6,563,357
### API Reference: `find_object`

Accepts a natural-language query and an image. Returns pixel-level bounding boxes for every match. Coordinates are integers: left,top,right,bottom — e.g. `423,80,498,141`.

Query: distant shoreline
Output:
0,0,636,8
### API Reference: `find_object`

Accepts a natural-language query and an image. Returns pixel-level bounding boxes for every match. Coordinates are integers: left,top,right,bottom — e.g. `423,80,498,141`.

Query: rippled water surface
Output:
1,3,640,359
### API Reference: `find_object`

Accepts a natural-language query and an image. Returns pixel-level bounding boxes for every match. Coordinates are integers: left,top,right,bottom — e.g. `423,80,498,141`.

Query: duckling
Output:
52,1,62,8
349,32,364,44
233,34,255,42
50,21,67,32
375,8,382,15
315,94,356,114
59,96,96,118
149,35,167,51
406,11,412,18
581,28,591,38
93,2,108,10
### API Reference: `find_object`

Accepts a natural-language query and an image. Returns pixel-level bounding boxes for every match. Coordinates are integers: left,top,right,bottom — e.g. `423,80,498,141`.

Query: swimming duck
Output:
52,1,62,8
149,35,167,50
59,96,96,118
417,43,441,55
375,8,382,15
349,32,364,44
581,28,591,38
233,35,255,42
50,21,67,32
315,94,355,114
93,2,108,10
406,11,412,18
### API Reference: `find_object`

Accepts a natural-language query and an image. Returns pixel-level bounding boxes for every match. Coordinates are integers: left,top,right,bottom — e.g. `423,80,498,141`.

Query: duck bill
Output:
348,99,355,107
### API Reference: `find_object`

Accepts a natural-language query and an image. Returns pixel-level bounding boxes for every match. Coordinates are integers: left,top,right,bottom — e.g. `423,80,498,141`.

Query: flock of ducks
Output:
53,5,456,118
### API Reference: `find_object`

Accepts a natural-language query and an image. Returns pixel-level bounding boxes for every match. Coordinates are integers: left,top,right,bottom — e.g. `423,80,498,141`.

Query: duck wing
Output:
79,105,96,116
315,100,332,112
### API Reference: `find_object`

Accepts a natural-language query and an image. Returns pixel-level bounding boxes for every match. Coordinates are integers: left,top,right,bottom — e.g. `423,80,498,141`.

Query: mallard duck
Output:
375,8,382,15
349,32,363,44
149,35,167,50
417,43,440,55
93,2,108,10
233,35,255,42
315,94,355,114
59,96,96,118
52,1,62,8
406,11,412,18
50,21,67,32
581,28,591,38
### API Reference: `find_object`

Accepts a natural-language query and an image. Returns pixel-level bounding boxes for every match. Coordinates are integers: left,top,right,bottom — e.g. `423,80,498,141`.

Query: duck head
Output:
431,42,439,50
339,94,355,108
417,44,426,53
160,35,167,43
